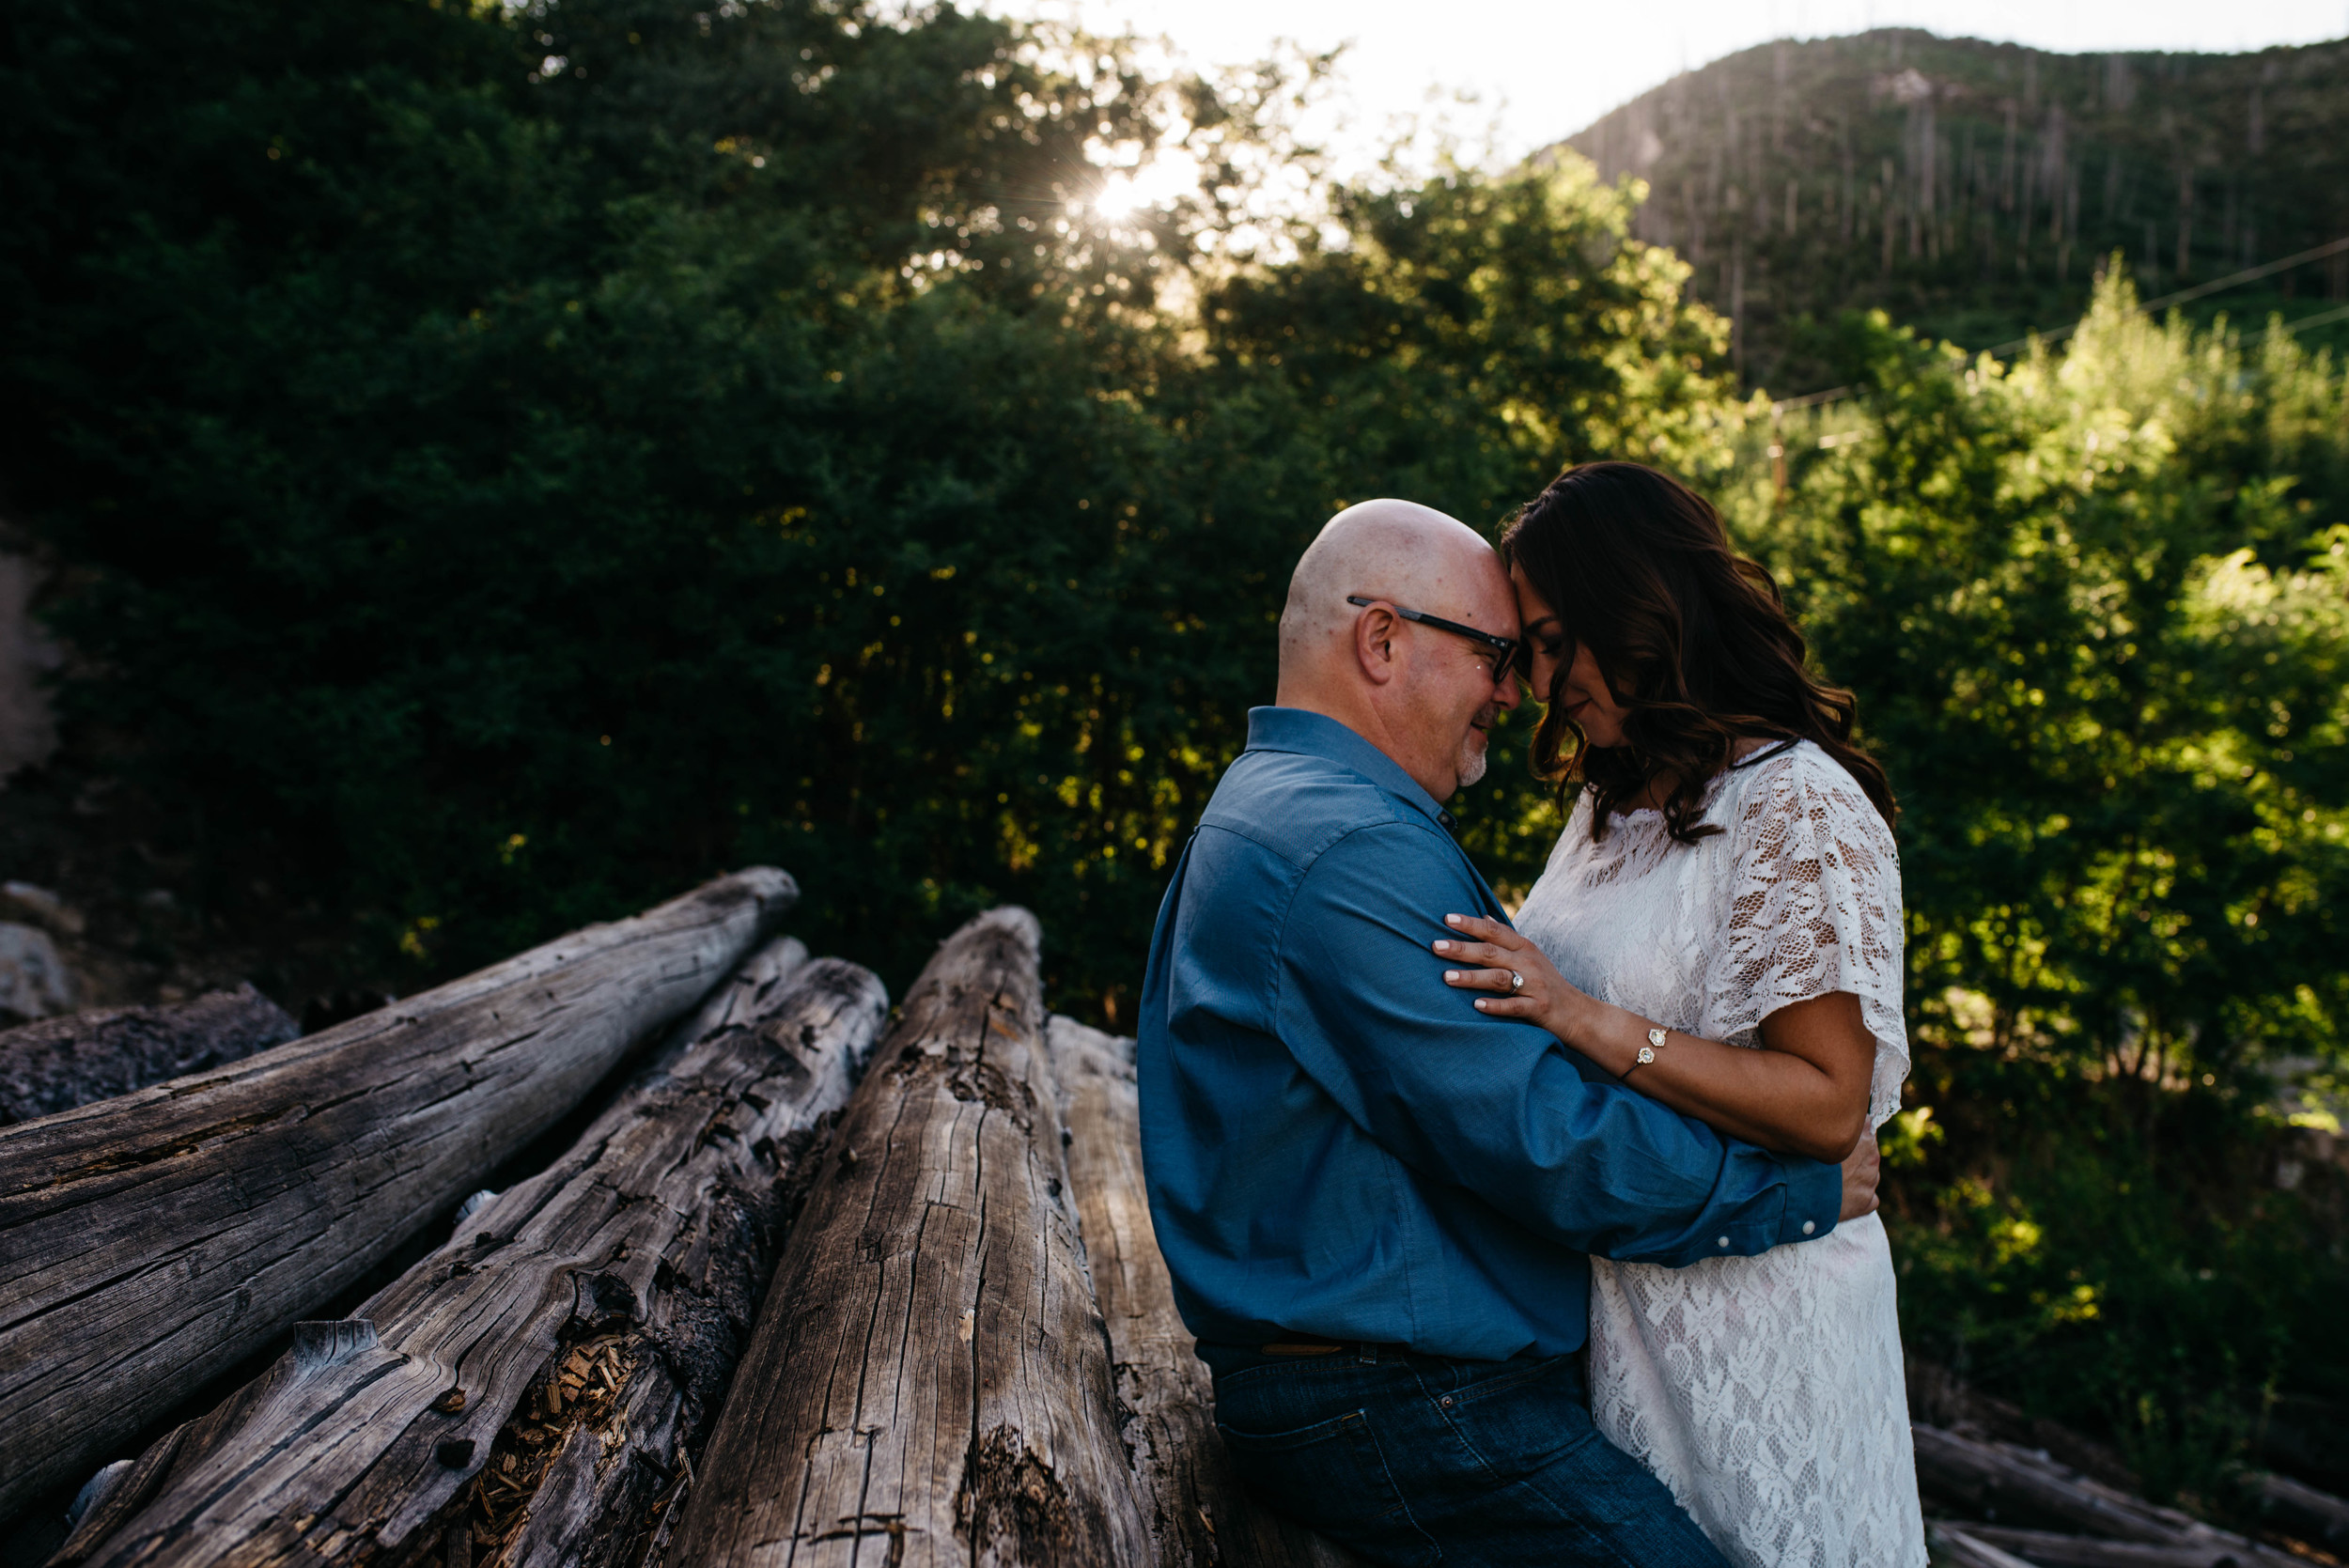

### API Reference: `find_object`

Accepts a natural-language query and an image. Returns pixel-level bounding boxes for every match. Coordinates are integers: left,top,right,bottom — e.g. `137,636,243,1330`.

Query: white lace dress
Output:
1513,740,1927,1568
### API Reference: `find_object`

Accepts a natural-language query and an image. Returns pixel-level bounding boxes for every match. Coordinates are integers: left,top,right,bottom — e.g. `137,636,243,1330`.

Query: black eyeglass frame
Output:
1346,596,1520,677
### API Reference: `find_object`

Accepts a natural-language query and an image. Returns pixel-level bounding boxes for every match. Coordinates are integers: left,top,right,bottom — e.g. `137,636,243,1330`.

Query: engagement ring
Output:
1510,971,1524,990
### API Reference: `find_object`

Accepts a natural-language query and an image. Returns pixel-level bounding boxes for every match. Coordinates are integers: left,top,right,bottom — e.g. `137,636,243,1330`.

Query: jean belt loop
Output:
1361,1342,1378,1367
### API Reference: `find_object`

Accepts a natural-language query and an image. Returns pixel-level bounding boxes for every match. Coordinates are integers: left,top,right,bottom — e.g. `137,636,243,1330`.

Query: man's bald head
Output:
1278,500,1508,675
1273,499,1522,801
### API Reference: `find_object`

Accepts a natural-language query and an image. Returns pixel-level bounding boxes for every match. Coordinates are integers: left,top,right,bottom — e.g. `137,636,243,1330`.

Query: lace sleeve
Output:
1708,746,1910,1127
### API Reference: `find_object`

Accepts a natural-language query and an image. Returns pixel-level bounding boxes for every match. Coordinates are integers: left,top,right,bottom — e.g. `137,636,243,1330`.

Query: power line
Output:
1983,234,2349,358
1769,235,2349,418
2240,301,2349,348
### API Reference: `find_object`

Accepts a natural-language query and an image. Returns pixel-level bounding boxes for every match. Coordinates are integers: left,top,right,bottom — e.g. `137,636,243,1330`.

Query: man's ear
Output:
1353,604,1400,685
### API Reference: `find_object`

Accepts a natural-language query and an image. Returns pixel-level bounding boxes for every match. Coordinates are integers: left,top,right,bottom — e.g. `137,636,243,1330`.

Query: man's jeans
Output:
1209,1345,1732,1567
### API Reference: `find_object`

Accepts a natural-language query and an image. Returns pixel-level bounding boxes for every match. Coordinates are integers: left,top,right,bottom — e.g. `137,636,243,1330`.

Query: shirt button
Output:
1718,1235,1731,1249
1802,1220,1817,1235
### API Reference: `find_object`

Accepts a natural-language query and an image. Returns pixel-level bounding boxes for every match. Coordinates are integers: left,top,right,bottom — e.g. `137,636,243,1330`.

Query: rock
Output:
0,921,74,1024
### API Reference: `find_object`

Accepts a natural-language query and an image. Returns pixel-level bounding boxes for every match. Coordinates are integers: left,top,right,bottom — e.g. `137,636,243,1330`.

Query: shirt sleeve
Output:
1274,819,1843,1267
1707,749,1911,1128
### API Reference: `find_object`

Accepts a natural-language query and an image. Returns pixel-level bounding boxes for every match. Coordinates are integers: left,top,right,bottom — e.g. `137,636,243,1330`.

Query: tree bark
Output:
1044,1016,1355,1568
1912,1425,2302,1568
0,867,795,1526
0,985,301,1125
49,939,888,1568
666,908,1151,1568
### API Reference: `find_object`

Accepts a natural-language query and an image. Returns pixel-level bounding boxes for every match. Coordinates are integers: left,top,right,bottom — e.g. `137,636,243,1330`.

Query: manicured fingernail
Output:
1433,939,1452,952
1444,970,1460,982
1474,999,1490,1009
1446,914,1465,926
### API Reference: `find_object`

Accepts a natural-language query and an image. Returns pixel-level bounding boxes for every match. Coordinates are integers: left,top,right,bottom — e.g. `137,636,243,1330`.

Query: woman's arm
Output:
1432,913,1875,1163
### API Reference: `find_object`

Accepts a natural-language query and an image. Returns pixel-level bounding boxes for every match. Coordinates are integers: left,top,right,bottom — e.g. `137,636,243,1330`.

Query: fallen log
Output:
1909,1360,2349,1560
665,908,1151,1567
1045,1016,1354,1568
2250,1470,2349,1555
1912,1426,2302,1568
50,939,888,1568
1950,1524,2264,1566
1907,1358,2140,1494
0,867,795,1526
0,984,301,1125
1930,1524,2044,1568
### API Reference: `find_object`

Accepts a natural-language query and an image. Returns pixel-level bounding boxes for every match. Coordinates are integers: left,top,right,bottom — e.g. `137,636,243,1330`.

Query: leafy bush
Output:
1722,278,2349,1498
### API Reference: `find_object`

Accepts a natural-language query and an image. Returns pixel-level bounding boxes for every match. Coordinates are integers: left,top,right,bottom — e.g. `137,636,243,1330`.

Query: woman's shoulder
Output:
1726,739,1897,854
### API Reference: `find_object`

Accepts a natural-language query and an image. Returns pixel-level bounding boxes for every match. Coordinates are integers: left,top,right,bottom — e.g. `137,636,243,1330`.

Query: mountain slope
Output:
1562,29,2349,392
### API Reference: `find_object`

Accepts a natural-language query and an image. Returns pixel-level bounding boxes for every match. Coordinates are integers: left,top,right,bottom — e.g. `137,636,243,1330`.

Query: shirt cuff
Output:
1778,1155,1843,1246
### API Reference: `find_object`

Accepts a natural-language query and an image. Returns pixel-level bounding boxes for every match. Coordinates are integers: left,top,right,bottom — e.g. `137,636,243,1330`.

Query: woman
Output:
1427,461,1926,1568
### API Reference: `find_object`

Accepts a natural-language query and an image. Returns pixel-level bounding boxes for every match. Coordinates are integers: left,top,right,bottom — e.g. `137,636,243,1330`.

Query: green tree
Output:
1729,273,2349,1496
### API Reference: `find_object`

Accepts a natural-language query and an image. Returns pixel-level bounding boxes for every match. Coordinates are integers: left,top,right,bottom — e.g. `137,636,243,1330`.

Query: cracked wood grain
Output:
0,868,797,1525
51,939,887,1568
668,908,1150,1568
1044,1017,1355,1568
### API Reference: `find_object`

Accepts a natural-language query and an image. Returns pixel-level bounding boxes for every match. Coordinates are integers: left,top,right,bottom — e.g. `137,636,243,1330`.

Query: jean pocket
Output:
1439,1356,1594,1480
1217,1409,1440,1565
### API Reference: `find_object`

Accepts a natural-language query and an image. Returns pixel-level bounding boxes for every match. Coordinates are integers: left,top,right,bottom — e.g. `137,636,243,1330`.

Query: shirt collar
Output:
1243,706,1458,833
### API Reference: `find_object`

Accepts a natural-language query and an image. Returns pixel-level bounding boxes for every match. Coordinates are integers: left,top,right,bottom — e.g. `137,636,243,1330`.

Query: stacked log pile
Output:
6,876,2342,1568
663,908,1150,1566
1916,1415,2337,1567
0,869,796,1525
48,938,888,1568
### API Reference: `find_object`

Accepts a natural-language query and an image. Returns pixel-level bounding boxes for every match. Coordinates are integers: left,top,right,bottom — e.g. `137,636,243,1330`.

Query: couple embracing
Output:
1136,462,1927,1567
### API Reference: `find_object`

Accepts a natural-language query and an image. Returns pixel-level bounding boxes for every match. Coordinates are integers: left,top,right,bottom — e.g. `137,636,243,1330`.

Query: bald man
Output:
1135,501,1853,1566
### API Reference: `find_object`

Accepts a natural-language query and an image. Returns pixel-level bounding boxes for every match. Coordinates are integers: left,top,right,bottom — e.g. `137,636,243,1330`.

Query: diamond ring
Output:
1510,971,1524,990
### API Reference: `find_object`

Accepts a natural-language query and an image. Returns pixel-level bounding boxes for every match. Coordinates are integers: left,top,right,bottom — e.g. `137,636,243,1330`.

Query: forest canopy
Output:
2,0,2344,1506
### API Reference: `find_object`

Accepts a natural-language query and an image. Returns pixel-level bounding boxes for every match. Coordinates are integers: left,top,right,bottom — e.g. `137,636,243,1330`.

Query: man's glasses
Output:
1347,596,1519,681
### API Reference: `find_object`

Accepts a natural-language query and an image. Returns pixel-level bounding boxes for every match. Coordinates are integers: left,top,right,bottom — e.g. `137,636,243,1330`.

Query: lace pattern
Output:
1514,740,1926,1568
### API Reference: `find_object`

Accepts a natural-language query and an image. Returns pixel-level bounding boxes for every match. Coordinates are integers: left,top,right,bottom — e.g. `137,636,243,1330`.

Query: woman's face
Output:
1510,562,1629,749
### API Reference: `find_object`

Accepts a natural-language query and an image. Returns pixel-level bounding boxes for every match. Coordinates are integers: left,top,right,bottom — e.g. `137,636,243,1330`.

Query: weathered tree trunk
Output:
666,908,1151,1568
50,939,887,1568
0,868,795,1526
1044,1016,1355,1568
0,984,301,1125
1913,1425,2302,1567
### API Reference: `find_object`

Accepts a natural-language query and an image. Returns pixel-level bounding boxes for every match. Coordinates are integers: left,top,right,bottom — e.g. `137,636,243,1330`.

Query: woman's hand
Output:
1432,914,1598,1043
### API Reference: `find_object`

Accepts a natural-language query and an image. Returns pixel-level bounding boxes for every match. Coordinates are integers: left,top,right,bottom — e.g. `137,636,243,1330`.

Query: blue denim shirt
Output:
1137,706,1843,1362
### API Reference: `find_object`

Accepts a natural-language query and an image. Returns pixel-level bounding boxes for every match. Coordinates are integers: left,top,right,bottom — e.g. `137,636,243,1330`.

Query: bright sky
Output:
999,0,2349,173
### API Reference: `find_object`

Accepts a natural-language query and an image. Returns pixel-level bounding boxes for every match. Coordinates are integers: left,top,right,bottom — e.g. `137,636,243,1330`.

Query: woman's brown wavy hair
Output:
1497,460,1895,845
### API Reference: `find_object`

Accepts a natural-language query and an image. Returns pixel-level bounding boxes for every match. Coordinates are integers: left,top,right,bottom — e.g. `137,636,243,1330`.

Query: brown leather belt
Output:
1256,1336,1403,1359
